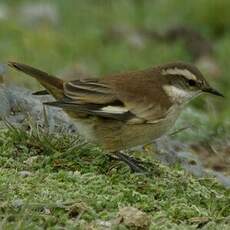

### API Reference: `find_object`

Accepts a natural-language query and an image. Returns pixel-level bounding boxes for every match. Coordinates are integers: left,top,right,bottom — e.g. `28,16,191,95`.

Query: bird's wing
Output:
45,75,172,124
64,79,117,104
45,79,134,121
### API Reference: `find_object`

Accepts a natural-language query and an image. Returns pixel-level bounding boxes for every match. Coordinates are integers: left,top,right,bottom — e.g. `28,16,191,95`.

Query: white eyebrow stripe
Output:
162,68,197,80
100,106,129,114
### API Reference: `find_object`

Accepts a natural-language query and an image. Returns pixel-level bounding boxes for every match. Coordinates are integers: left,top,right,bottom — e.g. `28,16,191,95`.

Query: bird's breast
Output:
76,105,183,152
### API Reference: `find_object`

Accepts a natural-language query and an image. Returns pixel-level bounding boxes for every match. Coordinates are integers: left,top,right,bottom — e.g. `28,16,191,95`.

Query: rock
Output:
205,170,230,189
155,138,205,177
18,171,33,177
12,199,23,208
43,208,51,215
177,151,204,177
0,85,77,133
116,206,151,229
155,135,230,188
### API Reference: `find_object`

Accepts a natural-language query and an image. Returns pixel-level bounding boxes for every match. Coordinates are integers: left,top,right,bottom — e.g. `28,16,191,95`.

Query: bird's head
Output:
159,62,223,104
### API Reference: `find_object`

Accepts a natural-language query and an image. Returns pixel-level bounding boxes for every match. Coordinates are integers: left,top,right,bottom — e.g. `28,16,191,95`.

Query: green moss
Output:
0,127,229,229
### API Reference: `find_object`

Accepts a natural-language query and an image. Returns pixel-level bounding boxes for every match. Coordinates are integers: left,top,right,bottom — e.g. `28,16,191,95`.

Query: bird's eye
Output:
188,79,196,86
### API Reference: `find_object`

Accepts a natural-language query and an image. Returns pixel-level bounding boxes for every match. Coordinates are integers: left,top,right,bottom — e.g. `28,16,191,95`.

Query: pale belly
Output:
73,106,181,152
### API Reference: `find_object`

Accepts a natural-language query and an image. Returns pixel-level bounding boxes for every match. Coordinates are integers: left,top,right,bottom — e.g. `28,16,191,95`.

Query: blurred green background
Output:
1,0,230,123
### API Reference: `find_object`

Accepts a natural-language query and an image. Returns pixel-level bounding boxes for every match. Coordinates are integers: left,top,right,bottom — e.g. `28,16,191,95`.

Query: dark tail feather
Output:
8,62,64,99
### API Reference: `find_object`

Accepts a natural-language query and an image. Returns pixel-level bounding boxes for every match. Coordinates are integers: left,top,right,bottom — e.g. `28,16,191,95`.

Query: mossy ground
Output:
0,126,229,229
0,0,230,229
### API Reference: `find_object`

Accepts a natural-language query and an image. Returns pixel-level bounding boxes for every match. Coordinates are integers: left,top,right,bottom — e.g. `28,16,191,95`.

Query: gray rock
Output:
205,170,230,189
155,137,205,177
12,199,23,208
177,151,204,177
1,86,77,133
155,137,230,188
18,171,33,177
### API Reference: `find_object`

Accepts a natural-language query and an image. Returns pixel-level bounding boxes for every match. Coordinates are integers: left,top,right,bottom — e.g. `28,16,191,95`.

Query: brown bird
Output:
8,61,223,172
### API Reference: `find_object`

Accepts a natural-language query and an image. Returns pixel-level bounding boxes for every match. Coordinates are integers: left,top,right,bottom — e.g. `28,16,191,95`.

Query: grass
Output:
0,0,230,228
0,126,229,229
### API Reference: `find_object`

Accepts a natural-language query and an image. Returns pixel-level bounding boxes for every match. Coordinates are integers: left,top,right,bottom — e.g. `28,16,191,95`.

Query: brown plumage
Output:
8,61,223,153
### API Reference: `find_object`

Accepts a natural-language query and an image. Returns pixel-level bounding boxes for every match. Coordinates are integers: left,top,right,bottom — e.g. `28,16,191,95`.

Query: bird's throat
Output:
163,85,200,104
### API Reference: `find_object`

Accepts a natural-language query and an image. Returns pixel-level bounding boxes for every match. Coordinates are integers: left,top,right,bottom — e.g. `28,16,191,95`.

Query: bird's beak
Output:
202,87,224,97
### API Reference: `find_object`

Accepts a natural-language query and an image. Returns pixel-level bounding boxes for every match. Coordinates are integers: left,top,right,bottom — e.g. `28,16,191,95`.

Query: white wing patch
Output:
100,106,129,114
162,68,197,80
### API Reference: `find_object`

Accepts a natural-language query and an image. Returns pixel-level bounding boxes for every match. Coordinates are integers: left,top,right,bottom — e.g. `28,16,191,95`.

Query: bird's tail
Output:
8,62,64,99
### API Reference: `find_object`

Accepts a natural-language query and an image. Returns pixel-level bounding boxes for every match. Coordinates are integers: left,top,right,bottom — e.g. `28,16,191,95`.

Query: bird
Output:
8,61,223,172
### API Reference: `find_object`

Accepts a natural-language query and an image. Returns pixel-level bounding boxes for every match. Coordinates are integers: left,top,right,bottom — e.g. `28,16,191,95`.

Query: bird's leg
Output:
113,151,147,173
